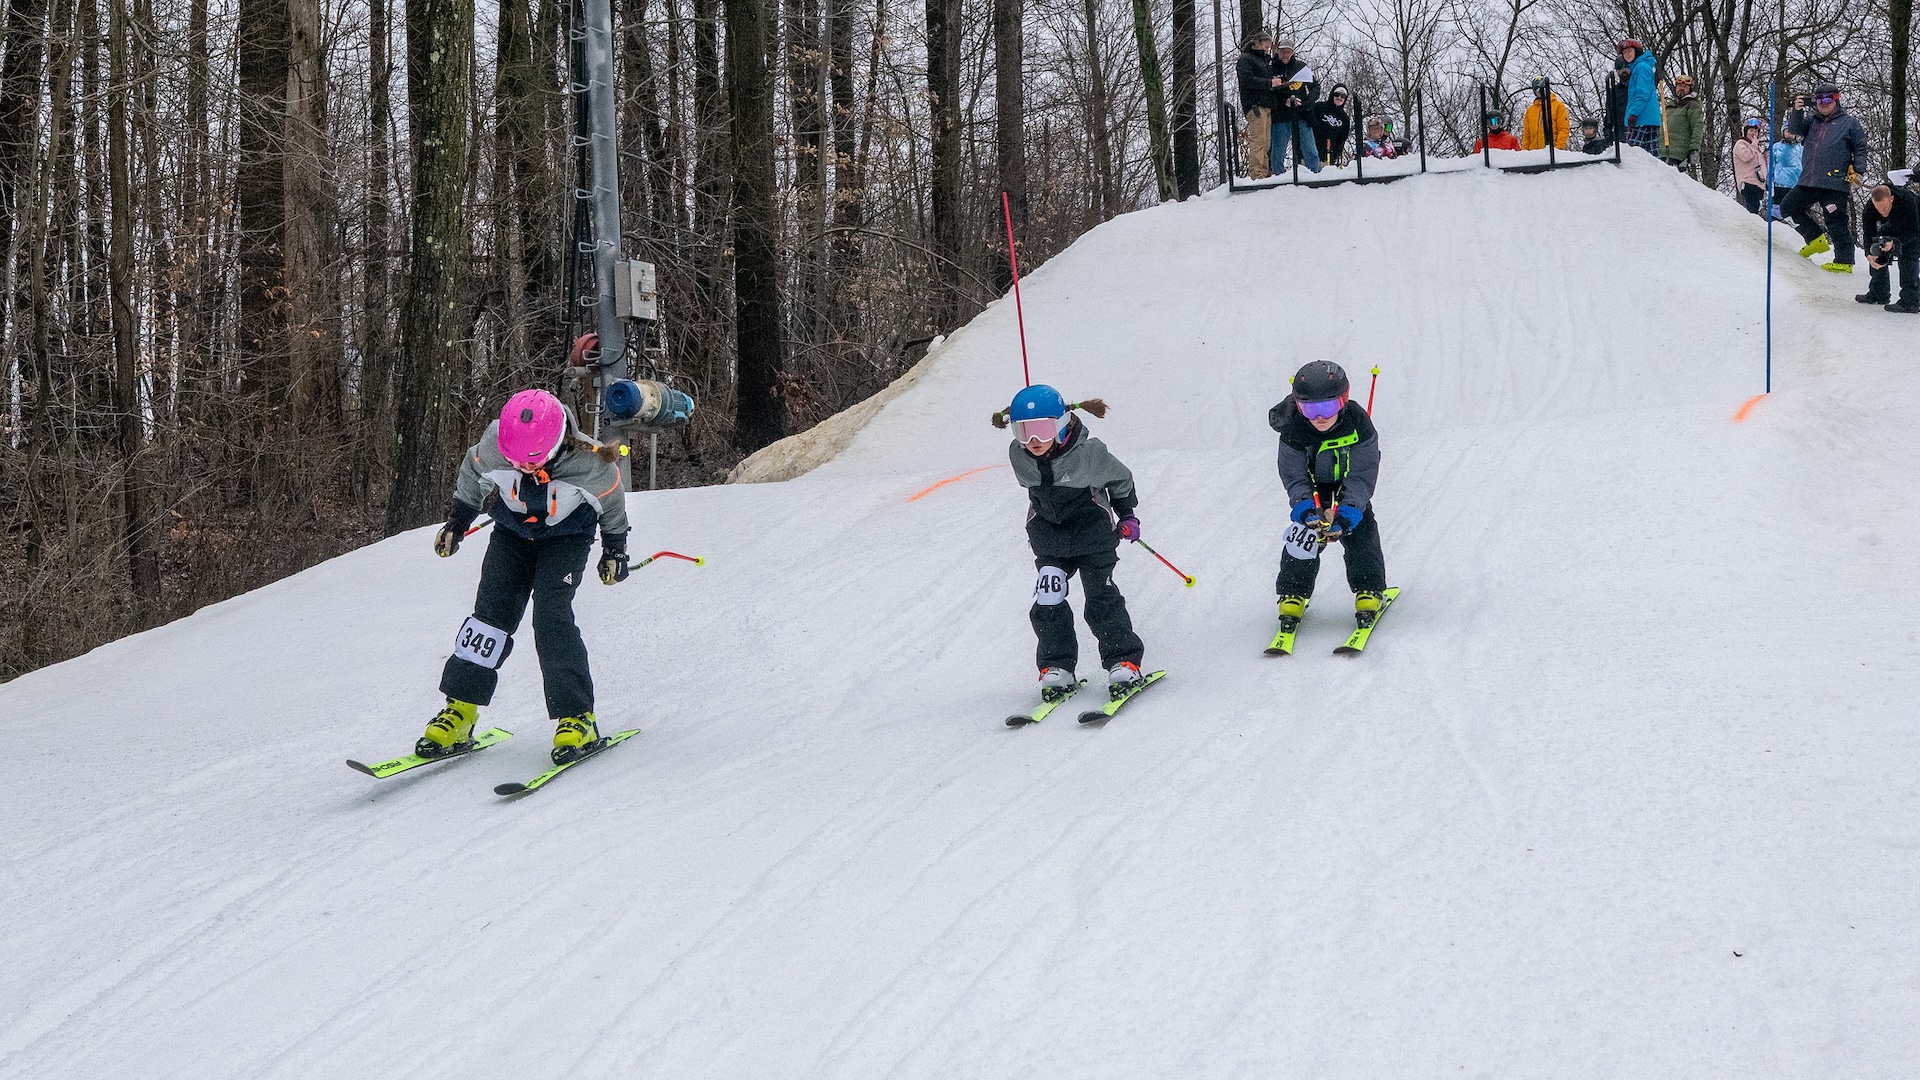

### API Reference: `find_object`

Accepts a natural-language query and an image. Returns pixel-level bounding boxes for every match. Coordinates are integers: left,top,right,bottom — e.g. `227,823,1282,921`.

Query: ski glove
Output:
1116,516,1142,543
1327,503,1364,537
1290,498,1322,524
434,526,462,558
597,531,630,585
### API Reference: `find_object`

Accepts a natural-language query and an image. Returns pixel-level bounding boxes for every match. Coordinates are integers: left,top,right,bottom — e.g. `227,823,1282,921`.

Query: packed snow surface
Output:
5,155,1918,1079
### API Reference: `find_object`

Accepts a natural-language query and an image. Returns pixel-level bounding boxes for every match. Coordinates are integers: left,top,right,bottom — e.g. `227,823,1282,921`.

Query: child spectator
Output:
1732,119,1768,214
1474,113,1521,152
1362,118,1397,158
1769,129,1803,217
1579,118,1612,155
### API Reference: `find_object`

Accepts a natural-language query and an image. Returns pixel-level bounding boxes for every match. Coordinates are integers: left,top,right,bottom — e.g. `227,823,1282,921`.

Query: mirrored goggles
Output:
1296,396,1346,421
1815,93,1838,106
1015,416,1065,443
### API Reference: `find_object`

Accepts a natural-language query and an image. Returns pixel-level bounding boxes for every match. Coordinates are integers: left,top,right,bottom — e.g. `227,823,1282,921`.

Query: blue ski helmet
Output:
1009,383,1066,421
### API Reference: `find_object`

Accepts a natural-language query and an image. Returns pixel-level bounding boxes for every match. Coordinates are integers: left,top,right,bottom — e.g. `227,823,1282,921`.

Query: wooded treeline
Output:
0,0,1910,679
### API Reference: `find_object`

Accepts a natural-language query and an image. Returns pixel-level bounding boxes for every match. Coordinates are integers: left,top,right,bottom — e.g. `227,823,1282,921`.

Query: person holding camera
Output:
1236,31,1279,179
1732,119,1768,214
1857,183,1919,313
1782,82,1870,273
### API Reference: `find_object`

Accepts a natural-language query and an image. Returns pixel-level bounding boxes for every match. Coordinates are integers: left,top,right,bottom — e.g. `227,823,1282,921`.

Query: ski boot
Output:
1038,667,1078,702
551,713,601,765
1822,261,1853,274
1277,595,1308,621
416,699,480,757
1107,661,1144,701
1354,590,1385,630
1797,236,1831,258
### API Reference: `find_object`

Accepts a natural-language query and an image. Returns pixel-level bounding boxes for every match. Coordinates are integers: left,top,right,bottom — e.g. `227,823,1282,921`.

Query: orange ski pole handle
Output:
1134,539,1196,588
634,550,705,570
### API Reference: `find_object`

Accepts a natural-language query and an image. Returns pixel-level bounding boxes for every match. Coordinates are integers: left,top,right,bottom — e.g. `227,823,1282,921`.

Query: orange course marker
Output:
906,465,1006,502
1732,393,1768,423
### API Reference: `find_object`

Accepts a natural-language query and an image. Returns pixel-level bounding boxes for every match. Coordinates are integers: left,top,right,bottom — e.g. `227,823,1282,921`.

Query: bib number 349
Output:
452,616,511,670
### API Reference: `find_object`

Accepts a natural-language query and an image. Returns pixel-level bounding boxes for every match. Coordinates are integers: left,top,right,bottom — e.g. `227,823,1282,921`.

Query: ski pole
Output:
1134,538,1195,588
1365,366,1380,414
633,550,705,570
1001,190,1031,387
463,519,495,538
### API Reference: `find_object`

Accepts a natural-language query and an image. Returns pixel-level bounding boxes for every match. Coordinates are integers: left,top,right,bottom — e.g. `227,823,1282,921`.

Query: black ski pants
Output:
1031,549,1144,674
1782,185,1855,265
441,528,596,718
1276,505,1387,598
1865,249,1919,307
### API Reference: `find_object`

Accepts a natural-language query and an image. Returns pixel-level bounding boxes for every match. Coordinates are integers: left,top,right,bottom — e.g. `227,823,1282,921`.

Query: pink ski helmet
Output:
497,389,569,468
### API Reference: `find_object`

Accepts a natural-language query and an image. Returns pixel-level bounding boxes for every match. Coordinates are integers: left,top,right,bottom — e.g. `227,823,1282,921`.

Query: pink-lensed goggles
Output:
1015,416,1066,443
1296,395,1346,421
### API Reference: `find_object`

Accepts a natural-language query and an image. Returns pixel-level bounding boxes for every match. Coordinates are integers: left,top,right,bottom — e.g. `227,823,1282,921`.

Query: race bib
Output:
452,616,512,670
1033,566,1069,606
1283,521,1322,561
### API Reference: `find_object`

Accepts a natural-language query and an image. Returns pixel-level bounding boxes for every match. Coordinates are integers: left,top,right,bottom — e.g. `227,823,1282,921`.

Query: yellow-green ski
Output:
1264,598,1311,656
347,727,514,779
1334,587,1400,654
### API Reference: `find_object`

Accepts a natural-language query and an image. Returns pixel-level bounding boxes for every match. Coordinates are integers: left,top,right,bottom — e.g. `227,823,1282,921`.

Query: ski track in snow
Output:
4,155,1920,1078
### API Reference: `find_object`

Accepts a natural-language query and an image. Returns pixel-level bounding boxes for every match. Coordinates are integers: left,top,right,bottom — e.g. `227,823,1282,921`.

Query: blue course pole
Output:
1766,81,1775,393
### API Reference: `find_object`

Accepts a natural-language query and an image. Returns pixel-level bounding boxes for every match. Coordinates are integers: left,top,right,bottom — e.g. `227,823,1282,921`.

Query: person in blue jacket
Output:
1619,39,1662,153
1769,128,1803,217
1781,81,1871,272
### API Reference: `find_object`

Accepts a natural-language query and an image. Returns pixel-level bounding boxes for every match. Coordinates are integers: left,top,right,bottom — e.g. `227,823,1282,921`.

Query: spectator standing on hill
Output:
1620,40,1663,153
1236,31,1279,180
1604,58,1630,139
1521,77,1570,150
1782,82,1870,273
1580,118,1612,155
1769,129,1803,216
1732,119,1768,214
1362,118,1398,158
1314,85,1352,166
1268,40,1323,175
1663,75,1704,171
1475,113,1521,151
1857,182,1920,312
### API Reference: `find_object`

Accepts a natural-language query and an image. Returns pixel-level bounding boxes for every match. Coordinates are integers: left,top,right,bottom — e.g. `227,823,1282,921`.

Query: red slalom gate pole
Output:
1002,190,1031,386
635,550,705,570
1134,539,1196,588
1365,366,1380,414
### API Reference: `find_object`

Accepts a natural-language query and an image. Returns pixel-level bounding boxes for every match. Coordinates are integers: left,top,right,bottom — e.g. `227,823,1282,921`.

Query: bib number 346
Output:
1033,566,1069,606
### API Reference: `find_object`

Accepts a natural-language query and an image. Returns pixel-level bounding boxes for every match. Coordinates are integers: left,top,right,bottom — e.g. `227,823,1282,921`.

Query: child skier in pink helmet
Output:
420,388,631,764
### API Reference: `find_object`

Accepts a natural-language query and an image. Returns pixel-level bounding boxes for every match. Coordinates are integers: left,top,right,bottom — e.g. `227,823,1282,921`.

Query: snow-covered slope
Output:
6,155,1919,1079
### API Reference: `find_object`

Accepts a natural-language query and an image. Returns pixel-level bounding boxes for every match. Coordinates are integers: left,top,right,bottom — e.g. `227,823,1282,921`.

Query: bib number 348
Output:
1284,521,1322,561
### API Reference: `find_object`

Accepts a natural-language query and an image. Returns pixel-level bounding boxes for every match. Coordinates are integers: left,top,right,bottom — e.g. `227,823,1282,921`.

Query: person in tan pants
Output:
1236,31,1279,178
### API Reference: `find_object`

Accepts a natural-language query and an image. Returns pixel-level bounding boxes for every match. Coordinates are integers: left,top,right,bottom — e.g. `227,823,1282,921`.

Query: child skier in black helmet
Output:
1268,361,1390,647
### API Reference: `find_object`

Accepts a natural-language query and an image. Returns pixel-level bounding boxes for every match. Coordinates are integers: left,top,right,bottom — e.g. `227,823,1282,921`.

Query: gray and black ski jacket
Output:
447,419,631,543
1786,106,1869,192
1268,398,1380,512
1009,418,1138,558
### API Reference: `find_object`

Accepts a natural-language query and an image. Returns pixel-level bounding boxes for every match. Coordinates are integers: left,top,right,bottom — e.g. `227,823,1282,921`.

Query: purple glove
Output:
1116,516,1142,543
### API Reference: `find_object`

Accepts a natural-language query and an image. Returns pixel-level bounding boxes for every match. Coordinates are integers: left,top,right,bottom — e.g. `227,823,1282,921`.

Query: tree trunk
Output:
726,0,787,450
286,0,341,465
1170,0,1198,198
621,0,675,245
0,0,48,363
993,0,1027,255
826,0,863,336
1238,0,1258,44
388,0,474,531
1131,0,1173,202
1894,0,1912,164
691,0,729,397
925,0,961,326
786,0,825,338
106,0,160,623
359,0,393,484
1083,0,1114,222
235,0,290,493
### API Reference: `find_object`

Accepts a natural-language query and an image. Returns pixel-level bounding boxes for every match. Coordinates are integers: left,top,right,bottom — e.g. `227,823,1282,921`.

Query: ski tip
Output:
1077,711,1108,725
345,760,378,776
1262,646,1289,657
493,783,530,797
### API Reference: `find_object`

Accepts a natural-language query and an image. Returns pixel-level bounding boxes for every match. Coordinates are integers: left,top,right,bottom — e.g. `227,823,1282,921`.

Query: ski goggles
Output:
1015,416,1066,443
1295,395,1346,421
1815,92,1839,106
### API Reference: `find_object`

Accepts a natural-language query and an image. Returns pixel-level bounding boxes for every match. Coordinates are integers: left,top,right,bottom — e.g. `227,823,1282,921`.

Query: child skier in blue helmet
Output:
993,385,1146,703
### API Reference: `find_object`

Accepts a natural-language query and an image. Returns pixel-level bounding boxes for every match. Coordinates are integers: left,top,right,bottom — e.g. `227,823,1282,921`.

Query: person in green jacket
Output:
1663,74,1705,172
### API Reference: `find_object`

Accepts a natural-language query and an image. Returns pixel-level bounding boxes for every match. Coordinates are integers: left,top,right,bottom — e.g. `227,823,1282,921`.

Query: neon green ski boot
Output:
1821,261,1854,274
1278,595,1308,620
417,699,480,756
1797,236,1831,258
1354,590,1384,628
552,713,600,764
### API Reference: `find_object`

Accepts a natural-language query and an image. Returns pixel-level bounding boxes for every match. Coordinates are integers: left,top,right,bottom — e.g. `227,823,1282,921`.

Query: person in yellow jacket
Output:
1521,76,1570,150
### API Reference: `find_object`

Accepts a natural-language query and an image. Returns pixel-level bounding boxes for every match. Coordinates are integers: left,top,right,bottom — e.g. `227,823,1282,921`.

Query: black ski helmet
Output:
1292,360,1350,403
